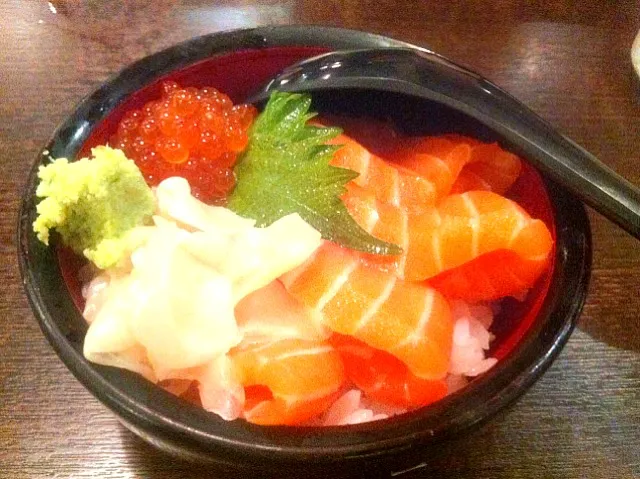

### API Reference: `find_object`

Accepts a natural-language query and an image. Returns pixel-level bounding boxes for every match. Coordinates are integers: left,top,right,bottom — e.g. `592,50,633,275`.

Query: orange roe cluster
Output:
110,81,257,204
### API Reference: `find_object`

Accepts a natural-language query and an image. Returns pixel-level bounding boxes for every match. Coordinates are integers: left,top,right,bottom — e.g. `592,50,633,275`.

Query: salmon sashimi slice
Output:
231,338,345,425
446,135,522,195
449,169,493,194
433,190,553,273
388,134,521,199
317,118,520,201
427,249,552,301
342,187,553,290
331,334,448,409
234,280,330,345
341,183,439,278
283,243,454,380
232,281,337,424
327,131,437,208
243,385,341,426
387,137,473,199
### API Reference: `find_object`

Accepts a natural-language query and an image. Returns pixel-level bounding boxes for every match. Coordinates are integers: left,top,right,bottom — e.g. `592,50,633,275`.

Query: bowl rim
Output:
17,25,592,465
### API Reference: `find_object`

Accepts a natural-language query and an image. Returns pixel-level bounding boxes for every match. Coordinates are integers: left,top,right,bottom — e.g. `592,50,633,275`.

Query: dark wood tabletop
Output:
2,1,639,478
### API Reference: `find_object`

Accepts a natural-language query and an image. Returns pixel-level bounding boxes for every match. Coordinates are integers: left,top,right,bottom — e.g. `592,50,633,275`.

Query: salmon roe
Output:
110,81,257,204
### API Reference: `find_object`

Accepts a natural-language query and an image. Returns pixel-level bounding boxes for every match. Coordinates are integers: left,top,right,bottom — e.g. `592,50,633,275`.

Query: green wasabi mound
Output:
33,146,155,269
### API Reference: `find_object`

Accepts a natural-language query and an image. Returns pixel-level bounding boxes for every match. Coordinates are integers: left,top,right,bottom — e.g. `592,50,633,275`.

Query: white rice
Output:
449,300,498,377
319,390,399,426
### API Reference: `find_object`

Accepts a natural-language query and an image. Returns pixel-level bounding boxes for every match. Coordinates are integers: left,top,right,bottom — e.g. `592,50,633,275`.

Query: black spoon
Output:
248,48,640,239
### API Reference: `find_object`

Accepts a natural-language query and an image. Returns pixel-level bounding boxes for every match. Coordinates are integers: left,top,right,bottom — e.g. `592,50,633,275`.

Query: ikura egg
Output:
110,81,257,204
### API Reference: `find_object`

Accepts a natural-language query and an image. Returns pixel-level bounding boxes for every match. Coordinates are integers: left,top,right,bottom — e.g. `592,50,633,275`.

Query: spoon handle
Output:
256,48,640,239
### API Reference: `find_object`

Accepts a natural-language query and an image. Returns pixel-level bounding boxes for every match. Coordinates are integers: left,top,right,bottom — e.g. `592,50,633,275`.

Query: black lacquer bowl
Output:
17,26,591,475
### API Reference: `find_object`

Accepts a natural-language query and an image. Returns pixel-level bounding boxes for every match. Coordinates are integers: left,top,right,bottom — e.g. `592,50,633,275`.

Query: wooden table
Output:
1,1,639,477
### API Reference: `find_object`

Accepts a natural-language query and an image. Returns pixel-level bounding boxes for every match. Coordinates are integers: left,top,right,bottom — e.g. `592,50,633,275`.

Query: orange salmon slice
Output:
328,132,437,209
388,134,522,199
342,186,553,295
331,334,448,409
284,244,454,380
231,338,345,425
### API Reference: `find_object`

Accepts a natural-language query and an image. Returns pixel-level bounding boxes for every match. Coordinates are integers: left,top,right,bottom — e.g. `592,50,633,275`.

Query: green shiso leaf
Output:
227,91,401,256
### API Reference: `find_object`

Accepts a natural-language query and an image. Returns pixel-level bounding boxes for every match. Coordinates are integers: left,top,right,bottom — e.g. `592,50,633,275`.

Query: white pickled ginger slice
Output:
156,177,255,233
83,275,156,381
227,213,322,300
182,213,322,301
83,275,137,355
129,222,241,370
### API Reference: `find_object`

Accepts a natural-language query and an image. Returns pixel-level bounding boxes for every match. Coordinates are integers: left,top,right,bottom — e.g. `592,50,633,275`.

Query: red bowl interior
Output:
60,45,556,375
